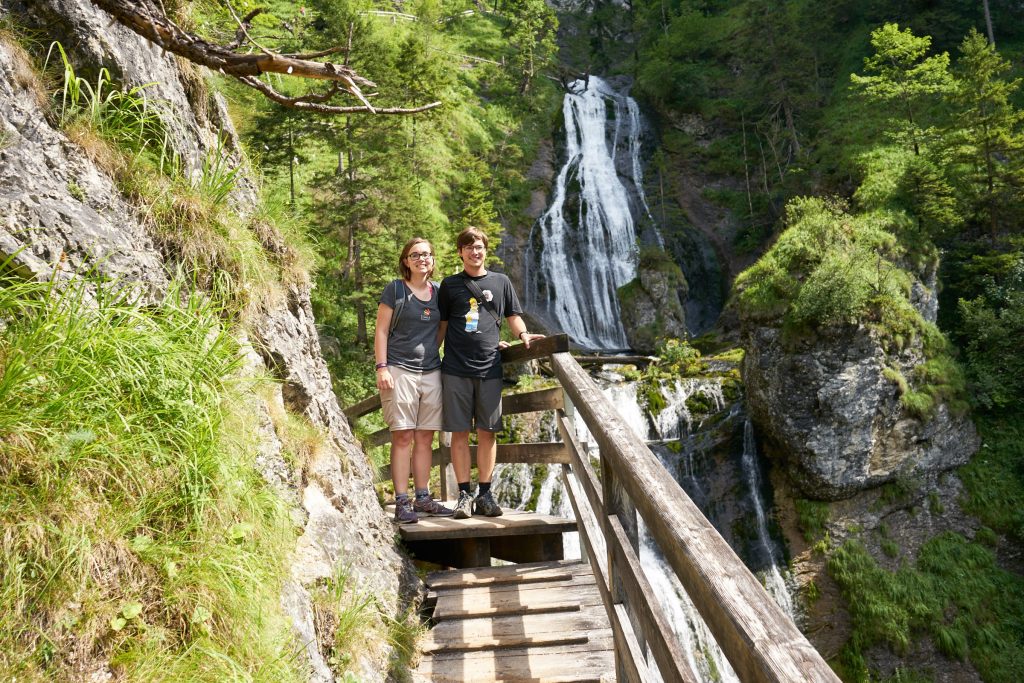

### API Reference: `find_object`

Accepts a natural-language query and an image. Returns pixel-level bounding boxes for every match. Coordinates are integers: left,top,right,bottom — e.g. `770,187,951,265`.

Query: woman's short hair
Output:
398,237,435,280
456,226,488,250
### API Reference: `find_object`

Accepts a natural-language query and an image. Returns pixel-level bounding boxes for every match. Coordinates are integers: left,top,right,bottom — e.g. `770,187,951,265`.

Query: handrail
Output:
343,333,840,682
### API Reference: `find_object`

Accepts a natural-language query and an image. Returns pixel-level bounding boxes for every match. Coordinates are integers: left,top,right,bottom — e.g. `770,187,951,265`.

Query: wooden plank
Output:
577,356,655,366
425,559,589,588
432,583,603,620
415,647,615,683
432,573,597,602
393,507,576,541
426,634,615,662
422,631,593,653
612,603,653,683
433,601,582,620
429,569,574,589
557,412,604,530
428,570,573,590
343,392,381,421
499,333,570,364
431,442,571,466
425,607,611,646
607,516,697,683
366,427,390,447
551,352,841,683
502,386,564,415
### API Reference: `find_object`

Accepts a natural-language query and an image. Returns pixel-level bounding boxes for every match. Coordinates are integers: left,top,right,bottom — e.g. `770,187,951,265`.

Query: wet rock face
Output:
618,266,687,353
743,324,978,500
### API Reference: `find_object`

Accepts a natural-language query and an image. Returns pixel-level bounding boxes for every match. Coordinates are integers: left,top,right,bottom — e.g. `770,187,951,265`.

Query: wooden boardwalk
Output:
413,559,615,682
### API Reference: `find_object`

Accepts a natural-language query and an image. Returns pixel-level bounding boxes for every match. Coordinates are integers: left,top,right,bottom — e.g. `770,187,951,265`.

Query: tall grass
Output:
0,273,302,681
828,534,1024,681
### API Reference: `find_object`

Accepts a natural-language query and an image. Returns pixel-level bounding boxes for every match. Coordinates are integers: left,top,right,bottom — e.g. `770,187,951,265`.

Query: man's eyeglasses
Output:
407,252,433,260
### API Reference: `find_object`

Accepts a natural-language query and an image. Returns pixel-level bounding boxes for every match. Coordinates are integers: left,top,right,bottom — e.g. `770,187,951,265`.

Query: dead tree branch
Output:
89,0,441,115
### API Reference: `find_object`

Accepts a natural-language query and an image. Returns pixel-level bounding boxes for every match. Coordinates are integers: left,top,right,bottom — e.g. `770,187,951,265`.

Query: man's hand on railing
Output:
520,332,545,349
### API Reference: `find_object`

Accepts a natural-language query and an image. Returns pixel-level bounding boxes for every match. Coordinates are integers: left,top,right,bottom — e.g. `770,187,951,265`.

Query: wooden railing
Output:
344,334,840,683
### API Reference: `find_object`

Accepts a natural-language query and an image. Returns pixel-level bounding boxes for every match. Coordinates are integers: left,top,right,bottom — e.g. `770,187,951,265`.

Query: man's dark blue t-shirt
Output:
438,271,522,379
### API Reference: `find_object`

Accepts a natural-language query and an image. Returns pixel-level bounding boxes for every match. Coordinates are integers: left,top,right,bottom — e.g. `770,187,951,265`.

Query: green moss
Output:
685,391,716,415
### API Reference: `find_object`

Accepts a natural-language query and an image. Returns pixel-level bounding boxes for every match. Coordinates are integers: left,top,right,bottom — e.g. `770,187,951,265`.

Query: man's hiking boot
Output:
394,498,418,524
473,490,503,517
452,491,474,519
414,496,454,517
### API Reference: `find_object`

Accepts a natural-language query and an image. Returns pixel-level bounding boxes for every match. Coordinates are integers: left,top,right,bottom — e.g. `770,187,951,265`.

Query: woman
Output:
375,237,453,524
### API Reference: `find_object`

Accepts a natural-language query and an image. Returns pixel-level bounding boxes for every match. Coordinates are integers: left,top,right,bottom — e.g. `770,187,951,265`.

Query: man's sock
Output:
478,481,491,496
458,482,472,495
414,488,431,500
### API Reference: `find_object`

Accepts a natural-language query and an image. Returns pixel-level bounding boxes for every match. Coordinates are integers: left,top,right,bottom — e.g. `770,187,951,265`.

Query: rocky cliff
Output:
743,322,978,500
0,1,413,680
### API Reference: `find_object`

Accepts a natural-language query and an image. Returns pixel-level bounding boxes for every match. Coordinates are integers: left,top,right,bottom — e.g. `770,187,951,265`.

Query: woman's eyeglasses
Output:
407,252,433,260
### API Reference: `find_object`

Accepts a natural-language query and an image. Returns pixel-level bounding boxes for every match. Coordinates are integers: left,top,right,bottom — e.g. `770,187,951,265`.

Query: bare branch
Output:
88,0,441,115
239,75,441,115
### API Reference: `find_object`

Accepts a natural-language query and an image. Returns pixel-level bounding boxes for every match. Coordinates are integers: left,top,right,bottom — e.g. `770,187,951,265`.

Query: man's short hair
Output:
456,226,488,250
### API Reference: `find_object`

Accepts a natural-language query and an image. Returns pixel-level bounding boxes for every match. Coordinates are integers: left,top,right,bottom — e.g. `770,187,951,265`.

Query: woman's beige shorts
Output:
381,366,443,432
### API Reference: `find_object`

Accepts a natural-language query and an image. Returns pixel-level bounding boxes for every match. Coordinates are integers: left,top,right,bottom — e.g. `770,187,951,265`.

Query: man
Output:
437,227,544,519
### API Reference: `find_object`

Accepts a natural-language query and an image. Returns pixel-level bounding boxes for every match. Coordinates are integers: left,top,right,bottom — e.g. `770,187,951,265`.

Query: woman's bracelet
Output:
518,331,529,340
375,362,388,370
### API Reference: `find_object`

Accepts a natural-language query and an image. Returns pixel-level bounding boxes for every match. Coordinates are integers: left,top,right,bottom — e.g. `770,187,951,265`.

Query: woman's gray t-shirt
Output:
379,280,441,372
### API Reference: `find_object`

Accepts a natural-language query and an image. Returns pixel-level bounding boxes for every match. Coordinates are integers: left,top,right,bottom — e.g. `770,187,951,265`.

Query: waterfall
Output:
741,419,796,619
528,77,652,350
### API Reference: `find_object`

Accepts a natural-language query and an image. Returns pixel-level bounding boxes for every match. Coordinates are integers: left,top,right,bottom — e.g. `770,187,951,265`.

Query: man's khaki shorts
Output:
381,367,443,432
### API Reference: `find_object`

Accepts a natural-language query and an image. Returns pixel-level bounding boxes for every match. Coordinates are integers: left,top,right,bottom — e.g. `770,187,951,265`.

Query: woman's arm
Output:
374,303,395,391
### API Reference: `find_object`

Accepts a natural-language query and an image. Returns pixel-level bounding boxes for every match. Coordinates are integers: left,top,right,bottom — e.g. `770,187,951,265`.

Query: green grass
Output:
828,534,1024,682
0,274,302,681
959,418,1024,541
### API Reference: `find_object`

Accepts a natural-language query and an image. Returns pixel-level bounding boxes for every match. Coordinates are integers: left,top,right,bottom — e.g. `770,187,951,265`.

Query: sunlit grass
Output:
0,274,302,681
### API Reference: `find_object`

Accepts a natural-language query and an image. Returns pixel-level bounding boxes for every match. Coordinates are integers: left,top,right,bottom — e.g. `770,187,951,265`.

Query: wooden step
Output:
431,579,602,620
425,559,591,589
423,608,612,652
389,506,577,541
414,636,616,682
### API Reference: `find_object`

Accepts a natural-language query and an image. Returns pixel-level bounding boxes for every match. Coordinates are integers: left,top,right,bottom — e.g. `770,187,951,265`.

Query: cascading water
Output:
497,74,797,681
527,77,654,350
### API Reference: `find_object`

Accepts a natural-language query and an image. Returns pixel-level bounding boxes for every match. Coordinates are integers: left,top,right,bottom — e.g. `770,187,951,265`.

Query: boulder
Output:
743,324,978,500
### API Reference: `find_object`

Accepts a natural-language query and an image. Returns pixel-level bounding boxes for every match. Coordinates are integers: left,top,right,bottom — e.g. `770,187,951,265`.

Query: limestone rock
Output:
743,324,978,500
618,265,688,353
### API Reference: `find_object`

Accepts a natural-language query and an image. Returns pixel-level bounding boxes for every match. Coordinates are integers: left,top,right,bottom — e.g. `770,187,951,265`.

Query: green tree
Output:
503,0,558,94
948,29,1024,239
851,23,953,156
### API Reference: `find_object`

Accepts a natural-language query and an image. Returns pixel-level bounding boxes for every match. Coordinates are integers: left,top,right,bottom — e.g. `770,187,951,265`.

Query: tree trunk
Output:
982,0,996,46
354,239,367,346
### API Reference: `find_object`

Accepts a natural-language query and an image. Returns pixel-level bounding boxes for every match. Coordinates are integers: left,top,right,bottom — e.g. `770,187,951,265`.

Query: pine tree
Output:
851,23,953,157
948,29,1024,239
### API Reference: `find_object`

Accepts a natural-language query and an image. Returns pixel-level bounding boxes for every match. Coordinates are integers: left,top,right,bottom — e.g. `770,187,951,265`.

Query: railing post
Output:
601,447,645,680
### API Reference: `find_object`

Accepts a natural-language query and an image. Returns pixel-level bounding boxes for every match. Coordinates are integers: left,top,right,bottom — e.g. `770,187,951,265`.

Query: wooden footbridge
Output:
345,335,840,683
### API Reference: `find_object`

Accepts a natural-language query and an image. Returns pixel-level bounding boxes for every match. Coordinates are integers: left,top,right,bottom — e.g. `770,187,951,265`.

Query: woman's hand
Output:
376,368,394,392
